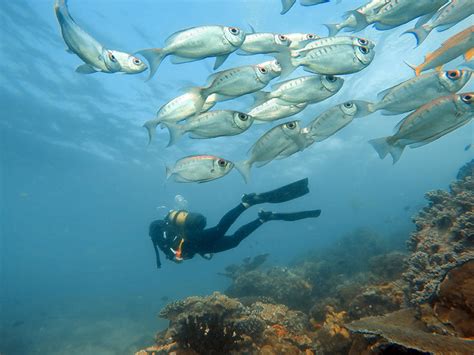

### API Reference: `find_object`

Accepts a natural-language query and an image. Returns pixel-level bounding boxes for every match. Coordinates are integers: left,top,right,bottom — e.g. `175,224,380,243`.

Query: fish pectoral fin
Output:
465,48,474,61
75,64,98,74
65,48,73,54
213,53,231,70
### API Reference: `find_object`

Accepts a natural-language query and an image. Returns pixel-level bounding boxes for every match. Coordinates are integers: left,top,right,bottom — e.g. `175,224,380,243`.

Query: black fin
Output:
252,177,310,204
269,209,321,221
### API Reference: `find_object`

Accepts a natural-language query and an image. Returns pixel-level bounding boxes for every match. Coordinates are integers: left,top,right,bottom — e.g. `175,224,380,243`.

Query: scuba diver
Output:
149,178,321,268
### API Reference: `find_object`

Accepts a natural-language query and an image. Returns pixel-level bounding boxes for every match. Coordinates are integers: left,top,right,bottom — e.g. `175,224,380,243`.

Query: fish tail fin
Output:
404,27,429,47
369,137,392,159
234,160,252,183
143,119,160,145
405,61,421,76
274,52,296,78
186,86,207,117
165,166,173,179
324,23,340,37
388,144,405,164
252,91,271,106
345,10,369,32
369,137,405,164
280,0,296,14
367,102,378,113
162,122,185,147
136,48,166,81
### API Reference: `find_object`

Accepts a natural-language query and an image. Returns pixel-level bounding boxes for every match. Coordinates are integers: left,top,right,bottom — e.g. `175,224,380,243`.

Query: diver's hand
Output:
173,255,184,263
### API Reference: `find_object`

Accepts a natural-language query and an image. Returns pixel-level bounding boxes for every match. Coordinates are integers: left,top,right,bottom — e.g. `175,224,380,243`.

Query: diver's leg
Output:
203,203,248,237
203,219,264,253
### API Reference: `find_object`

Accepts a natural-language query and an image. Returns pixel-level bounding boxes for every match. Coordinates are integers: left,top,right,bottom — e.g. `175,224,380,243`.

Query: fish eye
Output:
108,52,117,62
306,34,315,39
286,122,296,129
229,27,240,35
461,94,472,103
258,66,268,74
358,38,368,45
359,46,369,54
344,102,353,108
238,113,248,121
446,70,461,80
132,57,141,65
278,34,287,41
217,159,227,167
326,75,336,82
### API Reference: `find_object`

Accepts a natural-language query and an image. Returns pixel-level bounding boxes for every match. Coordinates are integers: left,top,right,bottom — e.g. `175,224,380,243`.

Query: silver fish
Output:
137,25,246,79
370,92,474,164
190,60,281,112
166,155,234,183
360,0,449,31
277,43,374,77
293,36,375,56
406,0,474,46
286,33,320,49
249,98,307,123
54,0,147,74
236,120,309,182
281,0,334,15
239,32,291,55
162,110,254,146
325,0,390,36
369,69,472,114
143,93,218,144
253,74,344,105
306,100,372,142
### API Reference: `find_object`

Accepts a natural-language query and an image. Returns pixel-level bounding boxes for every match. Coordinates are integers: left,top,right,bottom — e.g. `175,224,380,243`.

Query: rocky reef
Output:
136,160,474,355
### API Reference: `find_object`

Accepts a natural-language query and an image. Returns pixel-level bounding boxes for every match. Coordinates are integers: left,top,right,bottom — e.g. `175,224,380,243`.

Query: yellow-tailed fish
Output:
162,110,254,146
357,0,448,31
54,0,146,74
235,121,310,183
408,25,474,75
405,0,474,46
249,99,307,123
306,101,372,142
324,0,390,36
369,69,472,114
369,92,474,164
137,25,246,80
143,93,218,144
166,155,234,183
253,74,344,105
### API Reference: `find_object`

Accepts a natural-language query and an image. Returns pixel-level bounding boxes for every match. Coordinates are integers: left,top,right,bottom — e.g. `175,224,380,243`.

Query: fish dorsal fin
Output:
376,84,399,100
165,27,199,46
214,53,231,70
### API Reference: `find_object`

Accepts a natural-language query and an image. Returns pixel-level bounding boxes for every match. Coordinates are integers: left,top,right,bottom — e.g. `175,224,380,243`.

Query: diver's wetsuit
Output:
149,203,262,267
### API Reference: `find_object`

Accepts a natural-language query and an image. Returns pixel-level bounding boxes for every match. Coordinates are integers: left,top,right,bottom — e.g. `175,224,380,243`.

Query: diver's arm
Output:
152,241,162,269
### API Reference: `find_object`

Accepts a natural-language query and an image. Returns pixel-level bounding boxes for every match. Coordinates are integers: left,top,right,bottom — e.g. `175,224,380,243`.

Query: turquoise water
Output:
0,1,472,354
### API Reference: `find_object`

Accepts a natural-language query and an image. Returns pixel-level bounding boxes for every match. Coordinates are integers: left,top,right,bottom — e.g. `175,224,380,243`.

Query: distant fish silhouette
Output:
465,144,472,151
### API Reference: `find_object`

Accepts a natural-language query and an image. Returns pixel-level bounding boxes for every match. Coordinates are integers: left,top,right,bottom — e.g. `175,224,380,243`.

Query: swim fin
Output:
243,178,309,205
259,209,321,222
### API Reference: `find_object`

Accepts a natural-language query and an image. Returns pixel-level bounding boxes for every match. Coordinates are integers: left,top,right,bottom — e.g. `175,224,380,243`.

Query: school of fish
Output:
54,0,473,183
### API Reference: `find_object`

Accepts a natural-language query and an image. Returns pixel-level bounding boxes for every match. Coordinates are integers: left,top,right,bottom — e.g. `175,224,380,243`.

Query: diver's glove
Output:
242,193,264,207
258,210,273,222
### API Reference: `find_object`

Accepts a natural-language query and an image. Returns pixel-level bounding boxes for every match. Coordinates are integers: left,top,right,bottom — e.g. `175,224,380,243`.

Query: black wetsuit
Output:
149,203,262,268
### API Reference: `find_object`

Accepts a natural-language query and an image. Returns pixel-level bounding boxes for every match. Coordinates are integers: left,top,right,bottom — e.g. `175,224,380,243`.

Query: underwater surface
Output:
0,0,473,354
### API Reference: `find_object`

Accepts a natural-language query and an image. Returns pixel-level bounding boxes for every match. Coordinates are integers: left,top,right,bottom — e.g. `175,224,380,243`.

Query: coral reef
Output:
137,161,474,355
403,161,474,307
347,308,474,354
136,292,317,354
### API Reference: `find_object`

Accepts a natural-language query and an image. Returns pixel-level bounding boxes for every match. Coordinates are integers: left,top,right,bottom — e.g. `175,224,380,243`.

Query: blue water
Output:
0,1,472,354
